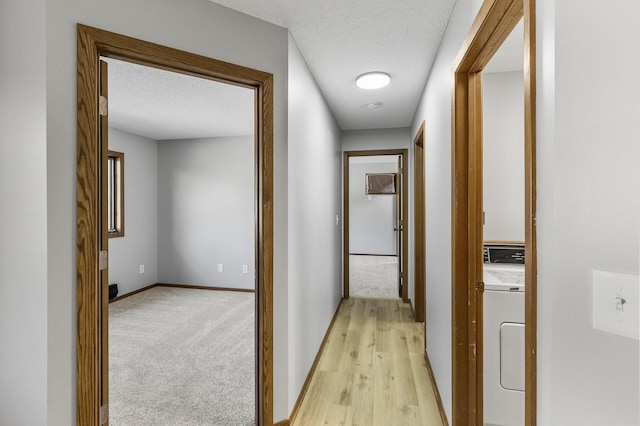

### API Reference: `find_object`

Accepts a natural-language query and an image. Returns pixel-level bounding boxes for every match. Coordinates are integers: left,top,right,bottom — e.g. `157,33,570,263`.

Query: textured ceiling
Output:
106,58,254,141
209,0,456,130
107,2,524,140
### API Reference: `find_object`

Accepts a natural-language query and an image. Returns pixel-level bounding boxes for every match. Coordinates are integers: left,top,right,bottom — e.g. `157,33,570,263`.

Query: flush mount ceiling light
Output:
366,102,381,109
356,72,391,90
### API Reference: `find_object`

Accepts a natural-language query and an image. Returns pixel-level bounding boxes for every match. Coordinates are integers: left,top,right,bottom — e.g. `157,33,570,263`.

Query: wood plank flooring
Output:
292,298,444,426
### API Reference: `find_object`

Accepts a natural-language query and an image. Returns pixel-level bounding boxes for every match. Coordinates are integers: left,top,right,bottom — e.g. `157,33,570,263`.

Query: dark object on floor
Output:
109,284,119,300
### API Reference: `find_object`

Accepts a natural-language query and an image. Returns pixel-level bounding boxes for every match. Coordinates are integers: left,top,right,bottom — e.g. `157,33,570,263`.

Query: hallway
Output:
291,298,444,426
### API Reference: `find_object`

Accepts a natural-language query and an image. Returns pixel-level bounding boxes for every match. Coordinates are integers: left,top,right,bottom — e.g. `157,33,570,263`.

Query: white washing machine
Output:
483,245,525,426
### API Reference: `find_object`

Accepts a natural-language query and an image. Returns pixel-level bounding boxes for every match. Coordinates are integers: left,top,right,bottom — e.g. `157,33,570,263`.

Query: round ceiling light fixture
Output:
356,72,391,90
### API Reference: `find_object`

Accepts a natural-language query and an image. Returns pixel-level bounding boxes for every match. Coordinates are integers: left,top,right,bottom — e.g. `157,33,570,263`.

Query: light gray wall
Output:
349,161,398,255
108,128,159,295
287,34,343,412
342,127,410,152
410,0,485,419
537,0,640,424
0,2,48,424
483,71,525,242
157,136,255,290
39,0,290,423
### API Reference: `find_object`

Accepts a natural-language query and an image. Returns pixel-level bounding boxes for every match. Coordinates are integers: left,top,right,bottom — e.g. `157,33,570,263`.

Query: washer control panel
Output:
483,244,525,264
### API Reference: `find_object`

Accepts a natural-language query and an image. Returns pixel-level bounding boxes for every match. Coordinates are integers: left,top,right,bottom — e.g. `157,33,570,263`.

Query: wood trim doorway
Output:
343,149,409,303
413,122,426,323
76,25,274,425
451,0,536,425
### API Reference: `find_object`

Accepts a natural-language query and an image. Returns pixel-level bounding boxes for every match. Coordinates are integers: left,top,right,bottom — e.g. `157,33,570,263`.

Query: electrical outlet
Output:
218,264,223,273
593,269,639,340
243,265,248,274
139,265,144,274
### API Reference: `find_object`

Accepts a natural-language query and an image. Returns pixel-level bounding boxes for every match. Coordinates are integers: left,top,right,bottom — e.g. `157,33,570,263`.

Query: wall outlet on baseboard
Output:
218,263,223,273
139,264,144,274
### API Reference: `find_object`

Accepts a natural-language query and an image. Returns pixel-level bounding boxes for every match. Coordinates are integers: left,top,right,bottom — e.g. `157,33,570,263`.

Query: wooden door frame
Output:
76,25,274,425
451,0,536,425
413,122,426,322
343,149,408,303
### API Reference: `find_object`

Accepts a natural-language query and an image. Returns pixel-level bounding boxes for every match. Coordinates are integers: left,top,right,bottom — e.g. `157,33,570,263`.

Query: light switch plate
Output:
592,269,639,340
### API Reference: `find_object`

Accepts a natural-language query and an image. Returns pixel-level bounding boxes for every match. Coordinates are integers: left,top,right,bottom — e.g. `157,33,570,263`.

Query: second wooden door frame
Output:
343,149,409,304
451,0,537,425
76,25,274,425
413,122,426,323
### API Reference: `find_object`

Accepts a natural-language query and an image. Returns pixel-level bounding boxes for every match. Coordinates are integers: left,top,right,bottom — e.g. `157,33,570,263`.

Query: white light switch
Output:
242,265,248,274
139,264,144,274
218,264,223,273
592,269,639,340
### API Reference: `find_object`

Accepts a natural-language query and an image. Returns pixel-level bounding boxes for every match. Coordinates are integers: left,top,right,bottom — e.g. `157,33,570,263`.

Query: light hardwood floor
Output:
292,298,445,426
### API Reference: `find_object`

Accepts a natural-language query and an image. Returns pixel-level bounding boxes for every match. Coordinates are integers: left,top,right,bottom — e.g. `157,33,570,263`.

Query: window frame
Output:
107,150,124,238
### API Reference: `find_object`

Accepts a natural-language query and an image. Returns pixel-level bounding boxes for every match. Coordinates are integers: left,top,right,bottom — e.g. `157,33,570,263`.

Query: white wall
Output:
40,0,290,423
349,161,398,255
0,2,48,424
108,128,159,296
537,0,640,424
483,71,525,242
287,34,343,413
157,136,255,290
410,0,485,420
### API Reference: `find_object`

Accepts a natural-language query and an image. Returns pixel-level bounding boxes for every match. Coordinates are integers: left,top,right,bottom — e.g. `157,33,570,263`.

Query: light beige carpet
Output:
109,286,255,426
349,255,399,299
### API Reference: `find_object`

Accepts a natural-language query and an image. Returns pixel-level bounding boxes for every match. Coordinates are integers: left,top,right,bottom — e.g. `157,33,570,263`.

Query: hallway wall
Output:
0,2,47,424
537,0,640,423
342,128,410,152
287,34,343,414
410,0,484,419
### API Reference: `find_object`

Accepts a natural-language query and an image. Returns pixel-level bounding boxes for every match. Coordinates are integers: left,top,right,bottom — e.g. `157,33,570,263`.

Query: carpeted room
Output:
106,58,258,425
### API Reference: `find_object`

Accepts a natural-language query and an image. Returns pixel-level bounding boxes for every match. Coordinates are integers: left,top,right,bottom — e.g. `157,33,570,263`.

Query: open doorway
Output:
76,25,274,425
343,149,408,302
482,19,526,426
103,58,256,424
450,0,537,425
